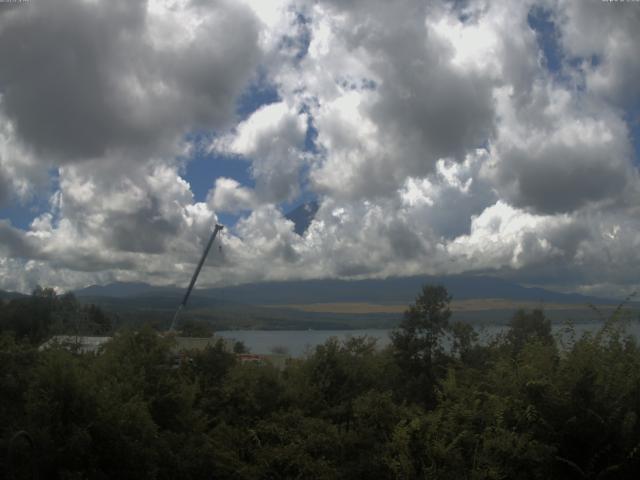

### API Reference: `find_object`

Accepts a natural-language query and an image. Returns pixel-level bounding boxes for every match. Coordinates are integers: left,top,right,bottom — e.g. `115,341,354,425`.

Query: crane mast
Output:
169,223,223,332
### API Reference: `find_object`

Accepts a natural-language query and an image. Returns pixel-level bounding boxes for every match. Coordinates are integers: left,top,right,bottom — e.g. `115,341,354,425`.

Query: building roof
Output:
39,335,230,354
172,336,232,352
38,335,112,354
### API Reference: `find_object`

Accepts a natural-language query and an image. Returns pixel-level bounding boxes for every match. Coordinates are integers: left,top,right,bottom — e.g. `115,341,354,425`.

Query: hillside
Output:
75,274,614,305
0,289,27,301
70,275,631,330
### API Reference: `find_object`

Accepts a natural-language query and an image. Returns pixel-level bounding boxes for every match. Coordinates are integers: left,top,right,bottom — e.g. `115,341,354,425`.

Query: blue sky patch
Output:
236,71,281,120
527,6,563,76
278,12,311,64
181,133,254,229
0,168,59,229
183,152,254,203
0,202,41,230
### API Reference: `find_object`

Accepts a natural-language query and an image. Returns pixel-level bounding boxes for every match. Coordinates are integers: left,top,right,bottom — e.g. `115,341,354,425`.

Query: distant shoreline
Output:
262,299,626,314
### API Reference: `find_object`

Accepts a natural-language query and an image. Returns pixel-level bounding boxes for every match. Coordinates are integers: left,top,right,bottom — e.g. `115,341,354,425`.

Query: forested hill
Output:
74,275,616,306
0,290,27,301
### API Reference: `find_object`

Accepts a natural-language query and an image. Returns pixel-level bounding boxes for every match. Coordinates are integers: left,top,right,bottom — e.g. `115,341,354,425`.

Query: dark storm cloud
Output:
544,221,591,260
386,220,424,261
369,33,495,164
51,161,198,258
47,253,136,273
0,0,261,161
423,164,497,240
0,220,40,258
512,221,591,271
0,0,147,159
499,144,628,215
560,0,640,106
309,0,496,199
0,172,9,206
104,199,179,254
333,259,378,278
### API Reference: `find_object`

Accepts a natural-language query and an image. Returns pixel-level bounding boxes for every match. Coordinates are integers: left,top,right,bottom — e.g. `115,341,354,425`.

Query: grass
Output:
264,299,623,315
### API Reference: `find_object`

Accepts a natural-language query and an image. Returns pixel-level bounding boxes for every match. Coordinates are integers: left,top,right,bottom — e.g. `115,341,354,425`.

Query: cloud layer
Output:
1,0,640,298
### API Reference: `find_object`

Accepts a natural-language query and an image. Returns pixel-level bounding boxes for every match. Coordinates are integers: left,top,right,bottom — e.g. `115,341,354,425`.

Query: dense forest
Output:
2,286,640,479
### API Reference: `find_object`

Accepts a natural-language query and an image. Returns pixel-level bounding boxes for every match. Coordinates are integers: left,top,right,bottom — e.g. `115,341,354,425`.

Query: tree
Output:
84,303,112,334
391,285,452,407
507,309,553,354
450,320,479,364
0,288,112,343
31,286,56,299
233,340,248,354
179,318,213,337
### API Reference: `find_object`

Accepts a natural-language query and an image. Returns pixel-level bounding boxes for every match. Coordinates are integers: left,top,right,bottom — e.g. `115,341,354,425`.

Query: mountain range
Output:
4,275,628,330
0,290,27,301
73,275,617,306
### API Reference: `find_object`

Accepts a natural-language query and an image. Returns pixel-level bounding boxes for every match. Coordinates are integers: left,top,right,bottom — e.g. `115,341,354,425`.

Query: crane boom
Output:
170,223,223,332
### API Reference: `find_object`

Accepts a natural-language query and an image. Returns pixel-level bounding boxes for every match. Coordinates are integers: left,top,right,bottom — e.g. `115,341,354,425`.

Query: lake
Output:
218,320,640,357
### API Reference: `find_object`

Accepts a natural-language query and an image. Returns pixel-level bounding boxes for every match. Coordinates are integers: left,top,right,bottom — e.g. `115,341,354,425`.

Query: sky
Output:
0,0,639,297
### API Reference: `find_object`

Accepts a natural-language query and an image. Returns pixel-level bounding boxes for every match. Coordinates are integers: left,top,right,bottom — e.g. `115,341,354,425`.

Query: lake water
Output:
218,321,640,357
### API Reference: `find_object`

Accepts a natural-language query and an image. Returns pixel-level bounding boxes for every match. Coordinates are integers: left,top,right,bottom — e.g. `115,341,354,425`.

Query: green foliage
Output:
178,319,214,338
248,410,342,479
222,363,287,424
0,334,37,454
3,284,640,478
391,284,452,407
0,287,112,343
233,340,249,353
507,308,554,354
